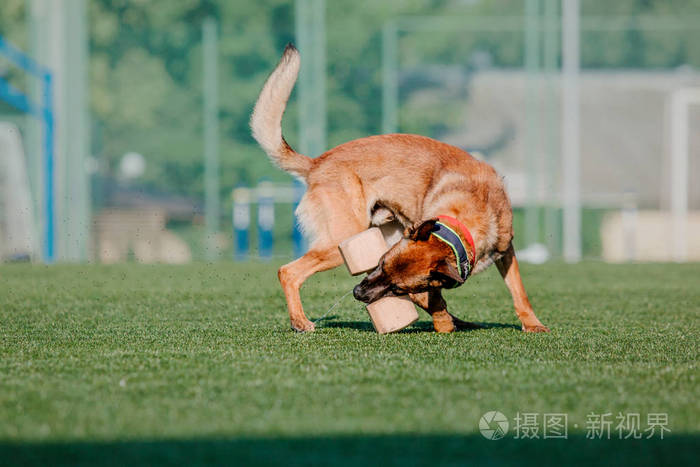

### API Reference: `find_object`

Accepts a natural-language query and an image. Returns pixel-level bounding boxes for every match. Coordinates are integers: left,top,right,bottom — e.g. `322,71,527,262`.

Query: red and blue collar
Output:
431,215,476,283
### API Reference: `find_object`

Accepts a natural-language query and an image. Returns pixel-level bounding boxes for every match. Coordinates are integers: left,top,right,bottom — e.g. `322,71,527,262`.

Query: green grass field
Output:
1,261,698,465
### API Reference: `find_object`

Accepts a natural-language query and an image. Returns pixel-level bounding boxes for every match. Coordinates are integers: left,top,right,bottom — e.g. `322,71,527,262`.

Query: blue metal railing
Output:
0,35,55,263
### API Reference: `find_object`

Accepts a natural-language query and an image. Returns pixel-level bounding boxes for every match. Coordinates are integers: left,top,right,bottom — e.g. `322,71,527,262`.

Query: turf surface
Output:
1,262,698,465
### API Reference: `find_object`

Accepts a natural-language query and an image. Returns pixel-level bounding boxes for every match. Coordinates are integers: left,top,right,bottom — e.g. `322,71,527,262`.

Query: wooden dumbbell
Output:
338,227,419,334
366,294,419,334
338,227,387,275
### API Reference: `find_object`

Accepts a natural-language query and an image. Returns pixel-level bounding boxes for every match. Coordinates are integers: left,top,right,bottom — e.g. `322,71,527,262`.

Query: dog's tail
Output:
250,44,312,179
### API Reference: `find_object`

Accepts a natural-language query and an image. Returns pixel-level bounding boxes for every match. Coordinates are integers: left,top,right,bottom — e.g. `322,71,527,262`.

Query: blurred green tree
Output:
0,0,698,203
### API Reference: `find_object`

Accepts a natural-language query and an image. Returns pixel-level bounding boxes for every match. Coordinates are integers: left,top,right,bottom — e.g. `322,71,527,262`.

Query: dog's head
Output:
352,219,466,303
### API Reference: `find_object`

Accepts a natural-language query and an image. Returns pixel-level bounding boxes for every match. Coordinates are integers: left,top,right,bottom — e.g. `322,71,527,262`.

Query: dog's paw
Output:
522,324,550,333
432,311,456,333
434,322,456,333
291,319,316,333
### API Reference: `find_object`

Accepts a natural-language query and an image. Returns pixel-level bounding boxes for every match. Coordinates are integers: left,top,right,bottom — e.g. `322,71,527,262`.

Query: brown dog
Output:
251,45,549,334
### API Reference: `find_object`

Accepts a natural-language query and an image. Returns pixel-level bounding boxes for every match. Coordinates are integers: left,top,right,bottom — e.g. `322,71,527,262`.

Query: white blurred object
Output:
562,0,581,263
119,152,146,180
133,230,192,264
602,211,700,263
517,243,550,264
0,122,38,261
668,87,700,263
93,208,192,264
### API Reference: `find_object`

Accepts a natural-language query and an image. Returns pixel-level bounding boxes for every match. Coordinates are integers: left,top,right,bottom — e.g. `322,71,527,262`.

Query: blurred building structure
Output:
440,69,700,210
1,0,699,263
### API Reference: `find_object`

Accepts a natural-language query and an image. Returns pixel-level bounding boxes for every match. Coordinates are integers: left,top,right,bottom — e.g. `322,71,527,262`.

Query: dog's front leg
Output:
409,291,479,333
278,246,343,332
495,244,550,333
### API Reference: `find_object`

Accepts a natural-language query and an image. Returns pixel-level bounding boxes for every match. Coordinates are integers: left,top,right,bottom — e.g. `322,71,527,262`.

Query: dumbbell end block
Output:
338,227,388,275
366,295,419,334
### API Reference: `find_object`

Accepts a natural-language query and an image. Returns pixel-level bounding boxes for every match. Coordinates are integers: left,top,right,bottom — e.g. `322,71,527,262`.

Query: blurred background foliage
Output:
0,0,699,202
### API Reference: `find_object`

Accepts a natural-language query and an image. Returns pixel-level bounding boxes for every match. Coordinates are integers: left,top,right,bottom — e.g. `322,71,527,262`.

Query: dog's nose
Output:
353,284,366,301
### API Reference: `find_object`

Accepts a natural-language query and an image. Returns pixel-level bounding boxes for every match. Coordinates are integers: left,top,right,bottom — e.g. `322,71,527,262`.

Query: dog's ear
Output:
432,259,465,287
409,219,438,241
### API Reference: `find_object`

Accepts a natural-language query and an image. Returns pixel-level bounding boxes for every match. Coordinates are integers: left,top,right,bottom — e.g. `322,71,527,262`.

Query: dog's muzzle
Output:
352,284,368,302
353,269,390,304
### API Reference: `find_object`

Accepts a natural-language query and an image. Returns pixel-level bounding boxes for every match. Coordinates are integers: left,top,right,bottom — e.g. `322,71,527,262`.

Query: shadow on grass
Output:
1,434,696,466
322,320,520,333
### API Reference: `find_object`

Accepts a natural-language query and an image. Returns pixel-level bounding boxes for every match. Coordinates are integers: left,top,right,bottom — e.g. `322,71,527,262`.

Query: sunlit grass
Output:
1,261,698,465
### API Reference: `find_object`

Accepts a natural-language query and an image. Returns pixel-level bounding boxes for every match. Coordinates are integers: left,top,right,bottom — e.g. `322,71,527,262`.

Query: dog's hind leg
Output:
281,186,367,331
495,244,550,333
409,291,481,333
278,246,344,332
